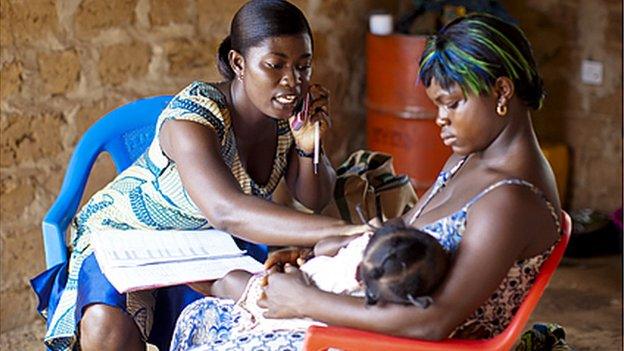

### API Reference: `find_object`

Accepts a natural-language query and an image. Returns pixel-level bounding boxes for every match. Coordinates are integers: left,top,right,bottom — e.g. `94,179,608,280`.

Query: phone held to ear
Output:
291,92,310,131
291,92,320,174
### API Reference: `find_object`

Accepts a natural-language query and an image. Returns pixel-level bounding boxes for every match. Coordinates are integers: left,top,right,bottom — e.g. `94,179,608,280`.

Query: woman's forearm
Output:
164,121,359,247
214,192,361,246
298,286,448,340
291,153,335,212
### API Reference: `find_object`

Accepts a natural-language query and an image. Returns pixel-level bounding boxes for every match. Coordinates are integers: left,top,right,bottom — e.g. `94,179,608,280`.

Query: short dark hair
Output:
359,224,450,307
418,13,545,110
217,0,313,80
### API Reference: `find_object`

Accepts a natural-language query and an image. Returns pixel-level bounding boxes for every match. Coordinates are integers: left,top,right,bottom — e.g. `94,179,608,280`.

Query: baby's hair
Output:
358,219,450,308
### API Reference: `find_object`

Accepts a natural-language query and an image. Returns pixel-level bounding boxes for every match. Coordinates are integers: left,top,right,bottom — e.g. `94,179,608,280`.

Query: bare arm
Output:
283,84,336,212
283,147,336,213
160,119,363,246
263,186,551,339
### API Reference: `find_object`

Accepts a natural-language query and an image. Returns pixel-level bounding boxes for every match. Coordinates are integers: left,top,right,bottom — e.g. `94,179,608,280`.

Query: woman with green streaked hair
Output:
170,13,562,348
418,13,545,111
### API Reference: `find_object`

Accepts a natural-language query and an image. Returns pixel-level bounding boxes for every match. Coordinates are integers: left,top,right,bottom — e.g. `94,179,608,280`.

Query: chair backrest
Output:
303,211,572,351
42,96,173,268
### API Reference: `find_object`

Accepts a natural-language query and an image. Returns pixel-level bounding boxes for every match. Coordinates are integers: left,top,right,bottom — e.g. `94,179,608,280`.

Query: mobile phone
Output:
291,92,310,131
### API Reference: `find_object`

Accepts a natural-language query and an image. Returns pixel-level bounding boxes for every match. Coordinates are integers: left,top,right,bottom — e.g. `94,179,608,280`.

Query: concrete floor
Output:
527,255,622,350
2,255,621,350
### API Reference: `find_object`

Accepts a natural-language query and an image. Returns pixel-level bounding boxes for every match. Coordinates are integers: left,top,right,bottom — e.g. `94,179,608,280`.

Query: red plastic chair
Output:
304,211,572,351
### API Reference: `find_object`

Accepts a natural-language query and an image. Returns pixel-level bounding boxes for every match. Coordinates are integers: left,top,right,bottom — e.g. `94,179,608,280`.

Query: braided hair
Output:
358,220,450,308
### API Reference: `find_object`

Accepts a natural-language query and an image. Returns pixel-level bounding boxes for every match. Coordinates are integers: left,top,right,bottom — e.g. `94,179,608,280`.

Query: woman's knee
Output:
80,304,143,351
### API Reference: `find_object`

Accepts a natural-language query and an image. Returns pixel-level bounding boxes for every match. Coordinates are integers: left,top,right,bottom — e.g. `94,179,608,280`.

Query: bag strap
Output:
374,192,384,223
333,176,355,223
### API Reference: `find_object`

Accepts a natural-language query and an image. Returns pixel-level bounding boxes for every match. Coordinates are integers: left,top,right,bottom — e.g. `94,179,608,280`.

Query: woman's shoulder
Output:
495,150,559,207
159,81,232,140
475,162,558,212
464,160,561,247
175,80,229,109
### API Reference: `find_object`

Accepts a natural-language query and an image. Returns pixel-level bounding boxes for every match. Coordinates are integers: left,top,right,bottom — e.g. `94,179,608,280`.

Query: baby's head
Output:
358,221,450,308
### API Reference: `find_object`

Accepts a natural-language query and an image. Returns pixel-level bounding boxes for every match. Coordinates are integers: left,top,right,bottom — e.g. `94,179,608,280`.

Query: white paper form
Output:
92,229,264,293
93,229,246,267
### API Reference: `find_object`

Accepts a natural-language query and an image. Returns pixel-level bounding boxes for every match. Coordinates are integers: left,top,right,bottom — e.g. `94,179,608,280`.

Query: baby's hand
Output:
264,247,313,272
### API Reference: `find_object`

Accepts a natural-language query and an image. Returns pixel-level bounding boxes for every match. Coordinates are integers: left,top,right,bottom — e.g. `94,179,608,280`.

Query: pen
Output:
313,121,320,174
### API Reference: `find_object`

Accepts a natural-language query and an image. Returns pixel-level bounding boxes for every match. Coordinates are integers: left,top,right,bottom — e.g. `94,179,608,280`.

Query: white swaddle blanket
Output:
233,232,372,333
300,232,371,296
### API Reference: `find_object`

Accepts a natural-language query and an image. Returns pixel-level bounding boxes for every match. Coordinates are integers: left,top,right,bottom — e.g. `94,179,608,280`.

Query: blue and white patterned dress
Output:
169,156,562,350
31,81,294,351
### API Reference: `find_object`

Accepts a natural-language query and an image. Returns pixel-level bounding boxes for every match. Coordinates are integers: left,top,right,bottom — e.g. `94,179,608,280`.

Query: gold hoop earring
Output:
496,103,508,116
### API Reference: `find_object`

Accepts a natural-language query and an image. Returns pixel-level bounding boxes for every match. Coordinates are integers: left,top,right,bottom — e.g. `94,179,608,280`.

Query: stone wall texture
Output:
0,0,621,348
0,0,401,346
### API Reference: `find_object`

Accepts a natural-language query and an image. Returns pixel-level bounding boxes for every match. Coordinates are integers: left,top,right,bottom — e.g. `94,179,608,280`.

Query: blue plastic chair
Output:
40,95,182,269
42,95,270,269
38,95,267,350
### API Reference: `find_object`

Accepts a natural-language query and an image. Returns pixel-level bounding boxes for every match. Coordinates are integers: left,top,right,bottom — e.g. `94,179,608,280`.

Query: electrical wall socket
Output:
581,59,603,85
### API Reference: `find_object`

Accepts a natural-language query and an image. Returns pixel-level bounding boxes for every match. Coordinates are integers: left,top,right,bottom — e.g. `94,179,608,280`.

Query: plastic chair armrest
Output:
41,221,68,269
42,139,102,268
304,325,486,351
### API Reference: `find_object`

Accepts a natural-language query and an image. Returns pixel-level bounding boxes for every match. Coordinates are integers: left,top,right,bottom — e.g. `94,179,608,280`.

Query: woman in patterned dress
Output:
169,13,564,349
31,1,366,350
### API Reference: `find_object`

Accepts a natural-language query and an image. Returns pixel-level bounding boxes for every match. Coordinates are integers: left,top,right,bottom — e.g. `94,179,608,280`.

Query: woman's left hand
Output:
258,265,311,319
289,84,331,153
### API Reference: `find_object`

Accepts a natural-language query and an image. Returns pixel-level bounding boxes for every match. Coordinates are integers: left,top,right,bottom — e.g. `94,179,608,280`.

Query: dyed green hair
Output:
418,14,545,110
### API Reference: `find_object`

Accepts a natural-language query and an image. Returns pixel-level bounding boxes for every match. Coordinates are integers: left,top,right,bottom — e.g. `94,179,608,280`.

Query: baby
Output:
268,220,450,308
357,223,450,308
204,221,451,333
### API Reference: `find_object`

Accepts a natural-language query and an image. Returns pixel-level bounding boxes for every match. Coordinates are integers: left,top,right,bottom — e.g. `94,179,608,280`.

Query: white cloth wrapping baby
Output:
232,232,372,333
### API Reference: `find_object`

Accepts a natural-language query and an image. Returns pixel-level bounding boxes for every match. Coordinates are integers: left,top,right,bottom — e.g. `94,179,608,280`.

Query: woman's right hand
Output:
289,84,331,153
313,223,369,256
313,234,361,257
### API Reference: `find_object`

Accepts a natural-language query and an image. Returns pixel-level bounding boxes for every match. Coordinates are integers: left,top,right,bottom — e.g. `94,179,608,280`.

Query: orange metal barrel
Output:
366,33,451,196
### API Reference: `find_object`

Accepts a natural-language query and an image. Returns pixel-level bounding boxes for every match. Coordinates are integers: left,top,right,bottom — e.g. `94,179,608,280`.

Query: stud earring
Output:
496,102,508,116
238,74,244,81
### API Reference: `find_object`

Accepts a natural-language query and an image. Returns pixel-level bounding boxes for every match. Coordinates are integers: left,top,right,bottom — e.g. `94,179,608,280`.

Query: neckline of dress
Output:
407,155,470,225
208,82,290,190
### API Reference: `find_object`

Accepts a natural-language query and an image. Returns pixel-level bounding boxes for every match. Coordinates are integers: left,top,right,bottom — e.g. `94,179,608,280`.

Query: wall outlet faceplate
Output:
581,59,603,85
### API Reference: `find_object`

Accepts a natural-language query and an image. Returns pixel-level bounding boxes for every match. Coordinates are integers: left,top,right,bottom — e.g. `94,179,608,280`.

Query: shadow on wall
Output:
502,0,623,212
501,0,573,201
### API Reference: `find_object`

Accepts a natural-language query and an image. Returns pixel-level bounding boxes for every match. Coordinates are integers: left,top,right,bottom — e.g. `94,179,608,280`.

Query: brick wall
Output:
0,0,399,342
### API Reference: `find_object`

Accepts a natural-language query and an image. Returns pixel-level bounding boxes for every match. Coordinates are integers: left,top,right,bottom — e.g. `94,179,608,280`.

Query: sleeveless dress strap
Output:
407,156,469,224
462,179,561,233
449,155,469,175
